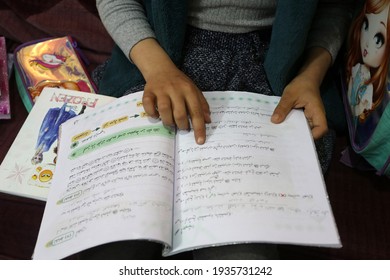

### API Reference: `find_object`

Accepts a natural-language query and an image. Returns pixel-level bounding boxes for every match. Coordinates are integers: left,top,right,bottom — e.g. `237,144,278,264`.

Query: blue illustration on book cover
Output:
28,103,84,188
0,88,115,200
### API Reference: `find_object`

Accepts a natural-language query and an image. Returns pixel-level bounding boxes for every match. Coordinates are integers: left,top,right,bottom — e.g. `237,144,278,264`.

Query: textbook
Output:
33,90,340,259
0,88,115,201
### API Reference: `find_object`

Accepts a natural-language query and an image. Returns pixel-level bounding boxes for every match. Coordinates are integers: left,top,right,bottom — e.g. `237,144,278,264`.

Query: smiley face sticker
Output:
28,164,56,188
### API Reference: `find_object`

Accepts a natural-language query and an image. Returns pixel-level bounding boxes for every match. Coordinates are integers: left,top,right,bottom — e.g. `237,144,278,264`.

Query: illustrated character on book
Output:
346,0,390,146
29,103,86,188
28,50,92,101
30,53,67,69
28,79,91,102
29,165,55,188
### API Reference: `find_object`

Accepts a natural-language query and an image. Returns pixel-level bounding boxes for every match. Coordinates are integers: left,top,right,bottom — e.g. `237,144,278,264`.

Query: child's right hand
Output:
143,63,211,145
130,38,211,145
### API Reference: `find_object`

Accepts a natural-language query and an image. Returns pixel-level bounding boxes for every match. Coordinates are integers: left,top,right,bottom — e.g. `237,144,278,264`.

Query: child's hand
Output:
271,47,331,140
143,65,211,144
131,38,211,144
271,74,328,140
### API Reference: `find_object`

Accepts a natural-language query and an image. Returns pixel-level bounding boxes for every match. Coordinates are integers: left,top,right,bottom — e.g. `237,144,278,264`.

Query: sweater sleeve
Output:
306,0,354,63
96,0,156,60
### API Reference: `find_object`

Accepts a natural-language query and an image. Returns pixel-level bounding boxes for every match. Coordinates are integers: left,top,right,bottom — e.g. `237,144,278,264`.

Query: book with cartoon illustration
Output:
0,88,115,201
33,90,340,260
341,0,390,176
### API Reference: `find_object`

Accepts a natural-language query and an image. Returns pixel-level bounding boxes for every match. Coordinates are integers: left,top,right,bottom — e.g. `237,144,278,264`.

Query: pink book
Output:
0,37,11,119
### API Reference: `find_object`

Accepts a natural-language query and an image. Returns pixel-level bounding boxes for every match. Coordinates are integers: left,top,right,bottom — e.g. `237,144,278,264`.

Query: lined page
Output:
170,91,339,255
33,92,175,259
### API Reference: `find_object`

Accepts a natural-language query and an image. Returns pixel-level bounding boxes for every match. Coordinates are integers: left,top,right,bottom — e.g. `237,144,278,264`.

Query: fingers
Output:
186,91,208,145
172,88,208,145
311,125,328,140
142,92,159,119
271,95,295,124
172,102,190,130
143,85,210,145
306,112,328,140
157,96,175,127
144,90,184,129
271,89,328,140
199,94,211,124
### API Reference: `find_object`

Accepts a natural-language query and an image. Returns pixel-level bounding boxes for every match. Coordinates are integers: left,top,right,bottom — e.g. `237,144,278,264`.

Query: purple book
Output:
0,37,11,119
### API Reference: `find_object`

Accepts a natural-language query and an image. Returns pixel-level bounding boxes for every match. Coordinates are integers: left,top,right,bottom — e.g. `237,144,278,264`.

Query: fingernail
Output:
197,136,205,145
271,113,279,122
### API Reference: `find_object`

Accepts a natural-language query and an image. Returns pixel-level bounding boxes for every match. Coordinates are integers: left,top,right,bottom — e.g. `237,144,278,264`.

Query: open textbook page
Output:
33,90,340,259
169,91,340,255
34,91,175,259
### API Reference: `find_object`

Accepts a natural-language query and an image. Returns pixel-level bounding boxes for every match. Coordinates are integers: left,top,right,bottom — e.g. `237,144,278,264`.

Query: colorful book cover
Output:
0,36,10,119
341,0,390,176
344,0,390,149
0,88,115,201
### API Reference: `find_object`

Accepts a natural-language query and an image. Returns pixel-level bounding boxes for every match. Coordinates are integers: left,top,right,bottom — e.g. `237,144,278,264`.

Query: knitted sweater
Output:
97,0,277,61
96,0,354,132
97,0,351,64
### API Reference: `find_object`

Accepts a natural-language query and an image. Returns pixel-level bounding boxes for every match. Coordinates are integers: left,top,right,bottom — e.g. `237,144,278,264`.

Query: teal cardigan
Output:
98,0,347,131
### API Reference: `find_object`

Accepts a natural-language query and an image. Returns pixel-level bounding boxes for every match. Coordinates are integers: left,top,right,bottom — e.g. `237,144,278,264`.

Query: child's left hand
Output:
271,47,331,140
271,73,328,140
